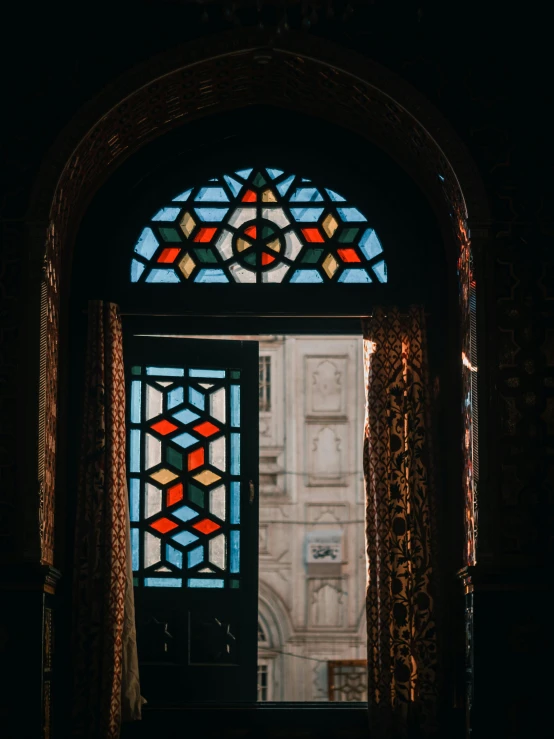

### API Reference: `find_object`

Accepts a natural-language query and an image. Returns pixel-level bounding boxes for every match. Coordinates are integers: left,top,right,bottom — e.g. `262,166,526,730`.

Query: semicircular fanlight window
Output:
130,168,387,285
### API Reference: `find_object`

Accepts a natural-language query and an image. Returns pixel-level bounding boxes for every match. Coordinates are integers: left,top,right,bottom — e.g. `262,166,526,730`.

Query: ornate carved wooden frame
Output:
23,30,492,567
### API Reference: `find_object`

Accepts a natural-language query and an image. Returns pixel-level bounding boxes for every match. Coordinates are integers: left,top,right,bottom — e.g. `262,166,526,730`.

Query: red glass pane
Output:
167,482,184,506
244,225,257,238
193,421,220,437
151,517,178,534
188,447,205,471
194,228,218,243
157,247,181,263
337,248,361,263
151,419,179,435
192,518,221,535
242,190,257,202
261,252,275,265
302,228,324,243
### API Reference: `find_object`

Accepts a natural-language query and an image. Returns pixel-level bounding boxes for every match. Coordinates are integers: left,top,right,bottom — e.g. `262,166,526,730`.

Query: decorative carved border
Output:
24,31,491,566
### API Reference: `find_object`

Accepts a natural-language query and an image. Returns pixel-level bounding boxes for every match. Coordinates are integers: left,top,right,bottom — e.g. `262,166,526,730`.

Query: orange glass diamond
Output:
337,248,361,263
151,517,178,534
167,482,184,506
188,447,205,471
302,228,324,243
157,247,180,263
193,421,220,437
242,189,257,202
194,227,217,243
151,419,178,435
192,518,221,535
261,252,275,266
244,225,257,239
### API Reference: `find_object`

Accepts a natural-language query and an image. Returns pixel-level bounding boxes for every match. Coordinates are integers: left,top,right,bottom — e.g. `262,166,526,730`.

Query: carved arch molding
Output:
25,31,490,566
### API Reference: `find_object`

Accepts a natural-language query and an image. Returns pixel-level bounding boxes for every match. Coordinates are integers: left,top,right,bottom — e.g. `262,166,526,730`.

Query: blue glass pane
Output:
337,207,367,222
152,207,181,221
130,429,141,473
230,531,240,574
145,269,180,283
188,578,224,588
224,175,242,196
195,187,229,202
338,268,372,284
172,530,199,547
290,188,323,202
230,482,240,524
131,528,139,571
195,269,228,284
189,387,205,410
147,367,185,376
290,270,323,284
131,259,145,282
134,228,159,259
166,544,183,568
359,228,383,260
194,207,229,222
172,188,192,202
130,381,142,423
372,259,388,283
189,369,226,378
168,386,184,409
235,168,253,179
172,432,198,450
277,175,294,196
188,545,204,568
301,178,312,183
325,188,346,202
172,408,200,425
231,385,240,428
145,577,181,587
231,433,240,475
173,505,198,522
267,168,284,179
129,478,140,522
290,207,325,222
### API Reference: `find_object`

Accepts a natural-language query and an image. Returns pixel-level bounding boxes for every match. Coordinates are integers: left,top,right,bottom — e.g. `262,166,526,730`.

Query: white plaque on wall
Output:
305,530,343,564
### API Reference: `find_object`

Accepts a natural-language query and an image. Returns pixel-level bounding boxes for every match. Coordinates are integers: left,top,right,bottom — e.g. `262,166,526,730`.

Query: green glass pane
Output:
338,228,360,243
230,579,240,589
253,172,267,187
133,577,139,587
262,225,275,239
131,366,141,375
194,248,218,263
159,227,181,242
230,370,241,379
166,446,183,470
302,248,323,263
188,484,205,508
244,252,257,266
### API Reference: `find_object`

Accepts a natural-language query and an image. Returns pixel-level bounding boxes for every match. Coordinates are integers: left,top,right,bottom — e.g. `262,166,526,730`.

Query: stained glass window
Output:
130,168,387,285
129,364,242,588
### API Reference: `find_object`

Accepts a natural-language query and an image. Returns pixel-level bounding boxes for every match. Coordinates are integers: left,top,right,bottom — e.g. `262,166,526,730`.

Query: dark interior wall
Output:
0,2,552,738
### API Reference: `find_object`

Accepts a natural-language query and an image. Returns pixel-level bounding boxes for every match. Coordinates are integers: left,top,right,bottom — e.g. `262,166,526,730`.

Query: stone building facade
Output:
257,335,367,701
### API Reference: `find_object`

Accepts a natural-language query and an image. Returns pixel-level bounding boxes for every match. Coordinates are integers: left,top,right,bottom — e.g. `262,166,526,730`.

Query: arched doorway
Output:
22,30,491,735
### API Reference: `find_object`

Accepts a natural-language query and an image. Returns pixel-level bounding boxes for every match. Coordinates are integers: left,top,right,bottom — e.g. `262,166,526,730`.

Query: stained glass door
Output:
125,336,258,704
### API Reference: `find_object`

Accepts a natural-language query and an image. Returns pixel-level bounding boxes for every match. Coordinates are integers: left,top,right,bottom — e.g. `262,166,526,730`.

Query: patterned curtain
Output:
363,306,439,738
73,301,142,738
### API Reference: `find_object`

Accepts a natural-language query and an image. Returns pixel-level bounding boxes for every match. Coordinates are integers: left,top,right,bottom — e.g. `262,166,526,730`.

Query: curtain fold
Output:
73,301,142,738
363,305,439,738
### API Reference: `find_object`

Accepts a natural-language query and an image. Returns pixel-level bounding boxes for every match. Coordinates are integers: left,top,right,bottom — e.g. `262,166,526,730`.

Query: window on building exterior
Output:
129,168,387,285
259,356,271,412
257,664,269,702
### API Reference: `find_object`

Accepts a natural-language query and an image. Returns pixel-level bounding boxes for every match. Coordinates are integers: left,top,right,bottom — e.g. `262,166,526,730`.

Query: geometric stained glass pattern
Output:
129,365,242,588
130,168,387,285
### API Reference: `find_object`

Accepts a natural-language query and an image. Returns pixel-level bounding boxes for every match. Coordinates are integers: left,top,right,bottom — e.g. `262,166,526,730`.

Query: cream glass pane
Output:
146,384,163,420
209,534,227,570
144,532,161,567
209,436,226,471
210,387,226,423
209,485,226,521
145,483,162,517
145,433,161,469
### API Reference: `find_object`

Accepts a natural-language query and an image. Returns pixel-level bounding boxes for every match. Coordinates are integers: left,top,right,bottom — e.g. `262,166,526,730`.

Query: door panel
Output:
125,336,259,703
